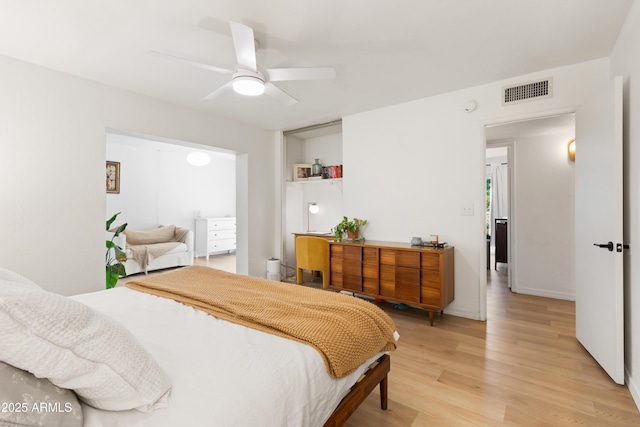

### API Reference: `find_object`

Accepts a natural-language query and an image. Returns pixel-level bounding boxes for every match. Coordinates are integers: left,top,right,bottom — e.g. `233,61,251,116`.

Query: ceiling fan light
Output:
232,75,265,96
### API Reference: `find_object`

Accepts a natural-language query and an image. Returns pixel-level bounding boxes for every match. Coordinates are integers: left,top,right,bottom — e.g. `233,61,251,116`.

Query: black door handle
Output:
593,241,614,251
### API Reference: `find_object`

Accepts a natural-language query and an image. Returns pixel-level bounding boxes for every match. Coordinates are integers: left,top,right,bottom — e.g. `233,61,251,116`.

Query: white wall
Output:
610,0,640,409
513,132,575,299
343,58,610,320
0,53,277,296
106,135,236,232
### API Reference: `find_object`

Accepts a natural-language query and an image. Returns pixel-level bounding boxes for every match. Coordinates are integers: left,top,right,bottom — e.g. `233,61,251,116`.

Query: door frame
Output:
481,107,576,321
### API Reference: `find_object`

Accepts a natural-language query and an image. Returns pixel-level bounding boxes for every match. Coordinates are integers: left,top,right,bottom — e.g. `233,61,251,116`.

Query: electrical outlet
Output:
460,202,474,216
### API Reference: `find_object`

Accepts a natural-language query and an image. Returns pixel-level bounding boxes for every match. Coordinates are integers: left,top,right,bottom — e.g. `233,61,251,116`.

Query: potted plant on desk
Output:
332,216,367,242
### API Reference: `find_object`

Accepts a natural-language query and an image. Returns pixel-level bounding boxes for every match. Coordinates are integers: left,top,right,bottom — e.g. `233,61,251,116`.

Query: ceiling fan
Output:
150,21,336,105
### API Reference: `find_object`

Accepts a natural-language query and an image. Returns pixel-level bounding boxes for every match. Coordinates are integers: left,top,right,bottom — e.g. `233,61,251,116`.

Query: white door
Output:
575,76,624,384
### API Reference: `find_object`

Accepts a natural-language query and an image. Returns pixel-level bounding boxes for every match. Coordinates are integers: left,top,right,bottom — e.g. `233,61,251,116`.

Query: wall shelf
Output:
287,178,342,184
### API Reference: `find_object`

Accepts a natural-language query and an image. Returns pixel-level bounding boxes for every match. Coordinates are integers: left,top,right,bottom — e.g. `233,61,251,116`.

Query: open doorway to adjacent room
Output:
485,145,511,287
484,114,576,302
106,129,238,275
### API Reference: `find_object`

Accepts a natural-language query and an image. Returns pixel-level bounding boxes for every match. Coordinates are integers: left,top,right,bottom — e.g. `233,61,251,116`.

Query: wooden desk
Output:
329,240,454,326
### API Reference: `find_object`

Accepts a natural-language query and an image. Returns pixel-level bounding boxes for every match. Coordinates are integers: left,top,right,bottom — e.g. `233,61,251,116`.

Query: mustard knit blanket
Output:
126,266,397,378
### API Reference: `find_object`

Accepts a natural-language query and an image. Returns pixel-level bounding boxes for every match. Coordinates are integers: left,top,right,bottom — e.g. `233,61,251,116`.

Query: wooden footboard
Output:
323,354,390,427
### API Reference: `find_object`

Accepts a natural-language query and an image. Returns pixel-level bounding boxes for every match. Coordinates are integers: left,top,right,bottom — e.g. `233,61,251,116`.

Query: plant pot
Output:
346,229,360,240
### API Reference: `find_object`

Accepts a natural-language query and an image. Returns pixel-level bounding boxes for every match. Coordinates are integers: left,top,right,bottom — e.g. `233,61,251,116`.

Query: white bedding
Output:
72,287,382,427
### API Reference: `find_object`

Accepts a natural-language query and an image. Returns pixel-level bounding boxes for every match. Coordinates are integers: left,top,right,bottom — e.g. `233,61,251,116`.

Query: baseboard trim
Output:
444,307,482,321
512,287,575,301
626,366,640,412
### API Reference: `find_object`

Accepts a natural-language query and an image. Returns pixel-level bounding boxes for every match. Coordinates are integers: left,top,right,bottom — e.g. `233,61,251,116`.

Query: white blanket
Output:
71,288,382,427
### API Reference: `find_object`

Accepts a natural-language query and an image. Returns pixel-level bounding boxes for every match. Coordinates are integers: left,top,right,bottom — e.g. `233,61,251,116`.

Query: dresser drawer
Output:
379,249,395,265
421,287,442,307
396,282,420,302
421,252,440,271
343,246,362,261
343,260,362,277
343,274,363,291
208,238,236,252
209,229,236,239
208,220,236,231
396,251,420,268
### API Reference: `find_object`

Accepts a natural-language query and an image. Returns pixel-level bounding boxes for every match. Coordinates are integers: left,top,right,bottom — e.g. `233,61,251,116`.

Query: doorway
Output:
485,145,511,287
484,114,576,302
106,129,239,273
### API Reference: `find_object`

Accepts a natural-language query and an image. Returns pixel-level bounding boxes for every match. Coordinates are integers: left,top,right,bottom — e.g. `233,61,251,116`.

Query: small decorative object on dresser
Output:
195,217,236,259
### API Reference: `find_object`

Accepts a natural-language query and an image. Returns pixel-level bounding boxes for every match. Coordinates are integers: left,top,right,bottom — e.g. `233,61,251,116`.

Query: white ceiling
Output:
0,0,633,132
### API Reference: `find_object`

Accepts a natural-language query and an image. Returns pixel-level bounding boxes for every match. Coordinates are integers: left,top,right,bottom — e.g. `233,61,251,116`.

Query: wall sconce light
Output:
307,202,319,232
568,138,576,161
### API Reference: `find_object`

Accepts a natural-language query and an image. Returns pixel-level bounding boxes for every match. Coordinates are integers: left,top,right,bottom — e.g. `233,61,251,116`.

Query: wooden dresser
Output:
329,240,454,325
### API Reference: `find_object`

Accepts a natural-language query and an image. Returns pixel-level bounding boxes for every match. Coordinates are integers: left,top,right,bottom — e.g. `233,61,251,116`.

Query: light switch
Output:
460,202,474,216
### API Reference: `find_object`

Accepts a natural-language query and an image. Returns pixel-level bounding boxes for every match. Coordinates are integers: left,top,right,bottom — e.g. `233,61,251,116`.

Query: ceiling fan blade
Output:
229,21,257,71
266,67,336,82
149,51,233,74
264,82,298,105
203,81,233,100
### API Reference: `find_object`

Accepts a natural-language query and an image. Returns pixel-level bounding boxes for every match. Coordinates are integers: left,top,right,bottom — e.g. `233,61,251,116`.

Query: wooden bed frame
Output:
323,354,390,427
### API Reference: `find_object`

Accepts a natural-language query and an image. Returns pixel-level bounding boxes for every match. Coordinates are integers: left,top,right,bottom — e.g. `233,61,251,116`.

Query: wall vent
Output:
502,78,552,105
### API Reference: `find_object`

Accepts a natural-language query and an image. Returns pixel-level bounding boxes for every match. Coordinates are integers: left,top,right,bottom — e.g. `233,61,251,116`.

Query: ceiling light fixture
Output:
232,69,265,96
186,151,211,166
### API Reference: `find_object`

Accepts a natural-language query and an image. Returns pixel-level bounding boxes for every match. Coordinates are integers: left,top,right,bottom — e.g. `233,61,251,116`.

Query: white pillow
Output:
0,281,171,412
0,266,41,290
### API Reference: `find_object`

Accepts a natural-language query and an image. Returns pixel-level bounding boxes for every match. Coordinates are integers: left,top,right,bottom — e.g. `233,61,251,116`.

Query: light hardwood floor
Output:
121,256,640,426
343,266,640,426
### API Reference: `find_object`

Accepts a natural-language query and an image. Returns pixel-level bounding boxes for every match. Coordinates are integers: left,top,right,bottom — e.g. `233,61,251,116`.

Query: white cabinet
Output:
195,217,236,259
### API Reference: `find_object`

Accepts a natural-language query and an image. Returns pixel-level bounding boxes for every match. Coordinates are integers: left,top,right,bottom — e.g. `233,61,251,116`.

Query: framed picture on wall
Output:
106,161,120,194
293,164,312,181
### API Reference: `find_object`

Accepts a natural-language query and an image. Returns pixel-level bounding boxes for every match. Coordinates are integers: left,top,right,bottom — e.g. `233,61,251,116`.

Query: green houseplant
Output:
106,212,128,289
332,216,367,242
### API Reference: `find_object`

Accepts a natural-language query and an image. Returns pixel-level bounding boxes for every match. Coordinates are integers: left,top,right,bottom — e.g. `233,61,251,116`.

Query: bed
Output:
0,266,397,427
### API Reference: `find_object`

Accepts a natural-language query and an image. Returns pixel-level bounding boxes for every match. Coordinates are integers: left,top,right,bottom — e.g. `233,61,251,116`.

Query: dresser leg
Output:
428,311,434,326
